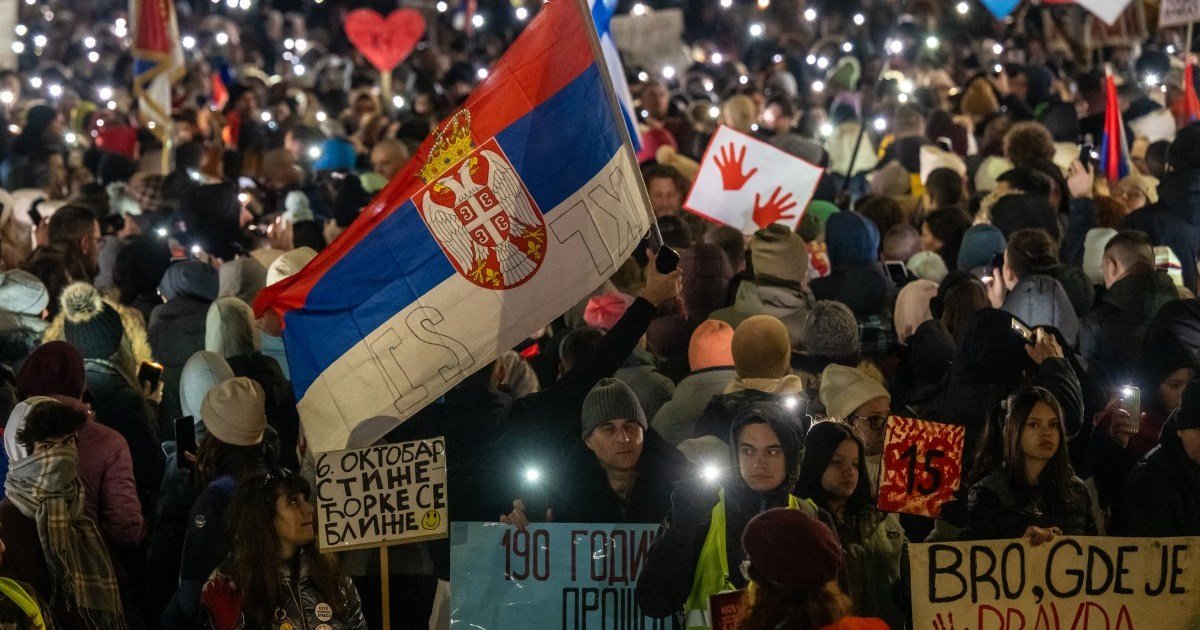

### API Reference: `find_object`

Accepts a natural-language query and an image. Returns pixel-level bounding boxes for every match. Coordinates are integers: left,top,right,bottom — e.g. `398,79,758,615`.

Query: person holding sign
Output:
794,421,906,630
964,386,1097,543
201,470,367,630
636,402,825,629
738,508,887,630
1117,381,1200,536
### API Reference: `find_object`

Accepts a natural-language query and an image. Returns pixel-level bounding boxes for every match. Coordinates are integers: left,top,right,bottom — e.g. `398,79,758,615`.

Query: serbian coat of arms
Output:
415,110,547,290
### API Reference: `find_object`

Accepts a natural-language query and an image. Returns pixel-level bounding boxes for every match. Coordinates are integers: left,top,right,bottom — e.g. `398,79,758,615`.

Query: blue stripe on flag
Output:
285,63,622,399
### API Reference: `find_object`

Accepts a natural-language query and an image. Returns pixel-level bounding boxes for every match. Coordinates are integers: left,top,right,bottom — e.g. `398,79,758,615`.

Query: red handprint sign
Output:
751,187,797,229
713,143,758,191
877,416,964,518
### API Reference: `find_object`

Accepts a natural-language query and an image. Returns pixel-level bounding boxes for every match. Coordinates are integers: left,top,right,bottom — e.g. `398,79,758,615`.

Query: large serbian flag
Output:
131,0,185,141
254,0,652,453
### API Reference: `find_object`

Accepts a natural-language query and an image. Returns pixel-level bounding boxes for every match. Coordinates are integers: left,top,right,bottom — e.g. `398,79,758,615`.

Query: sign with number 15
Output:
877,416,964,518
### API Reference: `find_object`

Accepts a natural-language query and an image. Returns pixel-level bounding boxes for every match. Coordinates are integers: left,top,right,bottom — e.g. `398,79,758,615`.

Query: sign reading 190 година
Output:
314,437,448,550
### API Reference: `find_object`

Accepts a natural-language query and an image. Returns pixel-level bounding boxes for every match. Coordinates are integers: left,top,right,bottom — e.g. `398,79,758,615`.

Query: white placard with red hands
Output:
683,125,824,235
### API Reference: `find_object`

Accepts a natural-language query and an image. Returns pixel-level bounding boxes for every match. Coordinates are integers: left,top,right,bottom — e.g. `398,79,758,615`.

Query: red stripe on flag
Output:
254,0,599,321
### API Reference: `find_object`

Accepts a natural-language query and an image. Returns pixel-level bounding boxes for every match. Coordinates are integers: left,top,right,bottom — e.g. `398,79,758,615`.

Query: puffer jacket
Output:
963,467,1098,540
202,551,367,630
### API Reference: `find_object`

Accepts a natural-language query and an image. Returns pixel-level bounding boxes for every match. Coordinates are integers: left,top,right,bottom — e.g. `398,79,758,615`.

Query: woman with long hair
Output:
793,422,906,629
201,470,366,629
737,508,886,630
964,386,1097,542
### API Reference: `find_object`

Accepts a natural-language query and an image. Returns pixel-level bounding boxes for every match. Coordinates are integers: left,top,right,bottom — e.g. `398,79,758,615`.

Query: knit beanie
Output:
17,341,86,399
742,508,843,589
907,251,949,283
798,200,839,241
266,247,318,286
584,293,633,330
158,260,219,302
60,283,125,360
283,191,315,223
732,315,792,379
802,301,859,359
200,376,267,446
957,225,1007,273
689,320,735,371
750,224,807,286
824,211,879,266
819,364,890,419
580,378,646,439
0,269,48,316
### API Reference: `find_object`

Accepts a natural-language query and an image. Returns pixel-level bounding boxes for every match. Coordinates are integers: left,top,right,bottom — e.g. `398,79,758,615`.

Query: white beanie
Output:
266,247,318,286
819,365,890,420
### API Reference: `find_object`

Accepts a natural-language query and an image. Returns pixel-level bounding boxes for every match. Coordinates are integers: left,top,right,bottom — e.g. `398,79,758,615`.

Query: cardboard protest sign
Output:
1161,0,1200,27
450,522,667,629
608,8,689,74
315,437,447,550
709,590,744,630
910,537,1200,629
684,125,824,235
877,416,964,518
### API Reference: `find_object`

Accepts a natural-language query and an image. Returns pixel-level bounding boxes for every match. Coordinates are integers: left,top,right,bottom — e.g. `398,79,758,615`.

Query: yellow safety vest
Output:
682,490,805,630
0,577,46,630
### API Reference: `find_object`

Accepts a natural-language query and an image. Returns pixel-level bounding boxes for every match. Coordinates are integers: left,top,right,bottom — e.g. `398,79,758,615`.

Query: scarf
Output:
4,444,127,629
723,374,806,395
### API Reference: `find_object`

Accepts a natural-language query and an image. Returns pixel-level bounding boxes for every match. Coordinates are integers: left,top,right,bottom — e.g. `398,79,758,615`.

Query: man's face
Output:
737,422,787,493
371,145,407,180
647,177,682,218
80,220,102,268
642,83,670,119
585,419,645,473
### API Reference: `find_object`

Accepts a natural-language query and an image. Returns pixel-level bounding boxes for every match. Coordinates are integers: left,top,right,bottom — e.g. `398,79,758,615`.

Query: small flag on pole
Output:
131,0,185,142
1099,67,1132,182
1182,60,1200,125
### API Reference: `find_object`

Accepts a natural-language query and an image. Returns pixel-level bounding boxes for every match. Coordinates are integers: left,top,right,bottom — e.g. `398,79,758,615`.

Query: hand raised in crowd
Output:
985,266,1006,308
1025,328,1063,365
1097,397,1144,450
638,248,683,308
499,499,551,532
143,379,165,405
267,215,294,251
1023,525,1061,547
1067,160,1094,200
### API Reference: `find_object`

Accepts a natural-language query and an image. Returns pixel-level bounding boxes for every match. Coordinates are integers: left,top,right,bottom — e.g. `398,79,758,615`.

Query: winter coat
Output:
614,348,675,420
201,552,367,630
0,499,90,630
77,416,144,546
0,577,48,630
990,193,1062,241
0,312,45,374
636,404,819,619
832,511,906,630
550,428,689,524
1080,270,1177,389
692,375,808,443
653,367,737,445
162,475,241,630
148,297,211,423
1115,427,1200,537
145,442,199,625
1001,275,1080,348
891,320,955,412
810,263,893,319
1124,193,1200,292
709,282,815,350
963,468,1098,540
226,352,300,469
84,360,163,524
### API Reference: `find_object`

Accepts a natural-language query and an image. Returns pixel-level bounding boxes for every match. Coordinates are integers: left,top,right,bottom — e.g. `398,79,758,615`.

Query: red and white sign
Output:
684,125,824,235
877,416,965,519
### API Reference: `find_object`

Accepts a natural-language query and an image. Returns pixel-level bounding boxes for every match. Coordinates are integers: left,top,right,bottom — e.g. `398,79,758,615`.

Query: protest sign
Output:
684,125,824,235
710,590,744,630
1076,0,1135,26
314,437,448,551
877,416,964,518
1161,0,1200,27
910,537,1200,629
450,522,668,629
609,8,689,74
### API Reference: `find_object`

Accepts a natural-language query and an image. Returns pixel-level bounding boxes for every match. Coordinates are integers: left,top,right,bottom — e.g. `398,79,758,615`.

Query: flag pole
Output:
1188,20,1195,59
160,124,172,174
573,0,664,249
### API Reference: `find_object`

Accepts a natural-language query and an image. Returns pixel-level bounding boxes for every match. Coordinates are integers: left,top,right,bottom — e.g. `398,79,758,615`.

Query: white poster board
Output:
1161,0,1200,27
608,8,689,74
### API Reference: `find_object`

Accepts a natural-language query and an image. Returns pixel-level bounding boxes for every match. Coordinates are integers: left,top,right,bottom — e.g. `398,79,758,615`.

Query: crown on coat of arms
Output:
419,110,475,184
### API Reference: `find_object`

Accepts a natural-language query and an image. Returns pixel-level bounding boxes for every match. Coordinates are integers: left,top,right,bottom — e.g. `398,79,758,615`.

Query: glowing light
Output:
816,56,829,69
83,36,96,49
0,91,13,105
1168,45,1177,54
898,93,909,103
476,67,489,80
756,0,769,9
772,54,783,64
887,39,903,55
239,0,251,9
842,42,853,53
750,123,759,132
215,32,229,45
47,83,62,98
806,54,816,65
28,76,41,89
156,227,168,237
709,105,720,118
702,79,714,91
6,125,17,134
853,13,865,25
700,464,720,482
260,111,272,122
392,95,405,108
661,65,675,79
711,52,723,64
631,3,647,15
10,42,23,54
1145,74,1160,86
899,79,913,93
994,63,1003,74
22,0,32,5
239,193,250,204
739,74,749,85
32,34,46,48
719,0,732,8
803,8,817,21
97,86,113,101
956,1,969,14
926,36,939,49
637,71,649,82
284,38,294,50
294,39,308,52
524,467,541,483
515,6,528,20
992,42,1004,55
315,111,327,122
748,22,764,37
436,1,448,12
471,14,485,28
182,35,196,50
87,51,99,63
819,122,833,137
873,117,887,131
14,25,26,37
783,396,799,410
307,146,321,160
191,245,202,255
811,80,825,93
106,101,116,110
294,64,305,76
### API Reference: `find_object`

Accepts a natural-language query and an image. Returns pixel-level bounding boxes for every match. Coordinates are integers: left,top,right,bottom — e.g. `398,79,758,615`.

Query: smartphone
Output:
885,260,909,286
175,416,196,469
28,205,42,227
1011,317,1036,345
1118,385,1141,431
981,252,1004,282
137,361,163,390
655,245,680,273
1079,143,1095,167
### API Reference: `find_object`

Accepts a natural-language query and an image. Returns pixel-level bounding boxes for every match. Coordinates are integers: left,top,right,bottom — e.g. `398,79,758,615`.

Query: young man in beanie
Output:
820,364,891,491
1117,381,1200,536
693,315,806,442
500,378,687,526
709,224,814,350
637,403,829,629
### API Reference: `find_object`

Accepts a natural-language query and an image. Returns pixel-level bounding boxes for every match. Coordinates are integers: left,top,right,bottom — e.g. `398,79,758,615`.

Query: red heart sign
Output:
344,8,427,72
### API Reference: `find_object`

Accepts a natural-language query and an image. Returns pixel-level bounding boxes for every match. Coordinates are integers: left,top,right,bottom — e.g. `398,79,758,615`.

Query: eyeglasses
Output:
846,414,889,431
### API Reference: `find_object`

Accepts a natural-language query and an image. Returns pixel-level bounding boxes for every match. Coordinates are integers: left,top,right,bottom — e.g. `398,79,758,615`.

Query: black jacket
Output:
551,428,688,524
84,360,164,524
148,297,210,425
1115,427,1200,537
693,387,808,443
227,352,300,470
636,404,810,618
810,262,892,318
963,467,1098,540
1124,171,1200,291
1080,270,1177,389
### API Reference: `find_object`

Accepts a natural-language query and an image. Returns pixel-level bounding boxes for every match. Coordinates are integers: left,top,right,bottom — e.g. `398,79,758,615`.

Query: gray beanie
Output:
803,301,859,358
581,378,647,439
0,269,48,316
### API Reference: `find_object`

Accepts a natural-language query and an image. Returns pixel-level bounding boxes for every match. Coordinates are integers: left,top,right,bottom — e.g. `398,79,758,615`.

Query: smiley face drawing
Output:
421,509,442,530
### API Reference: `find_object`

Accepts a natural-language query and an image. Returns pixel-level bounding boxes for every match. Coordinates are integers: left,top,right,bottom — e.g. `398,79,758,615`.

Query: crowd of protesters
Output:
0,0,1198,628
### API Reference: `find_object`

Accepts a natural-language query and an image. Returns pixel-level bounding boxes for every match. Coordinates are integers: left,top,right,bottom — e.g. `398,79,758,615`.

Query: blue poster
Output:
450,521,670,629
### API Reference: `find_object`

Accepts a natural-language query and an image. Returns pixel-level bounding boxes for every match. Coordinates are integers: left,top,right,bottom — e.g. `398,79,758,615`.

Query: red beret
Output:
741,508,843,589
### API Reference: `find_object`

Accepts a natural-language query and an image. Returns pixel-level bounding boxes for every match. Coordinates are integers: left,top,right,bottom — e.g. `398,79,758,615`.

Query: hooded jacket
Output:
550,428,688,524
1002,275,1080,348
636,403,813,619
653,367,737,445
1080,269,1177,388
709,282,815,350
149,261,219,422
1116,418,1200,536
614,348,675,420
810,212,891,318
